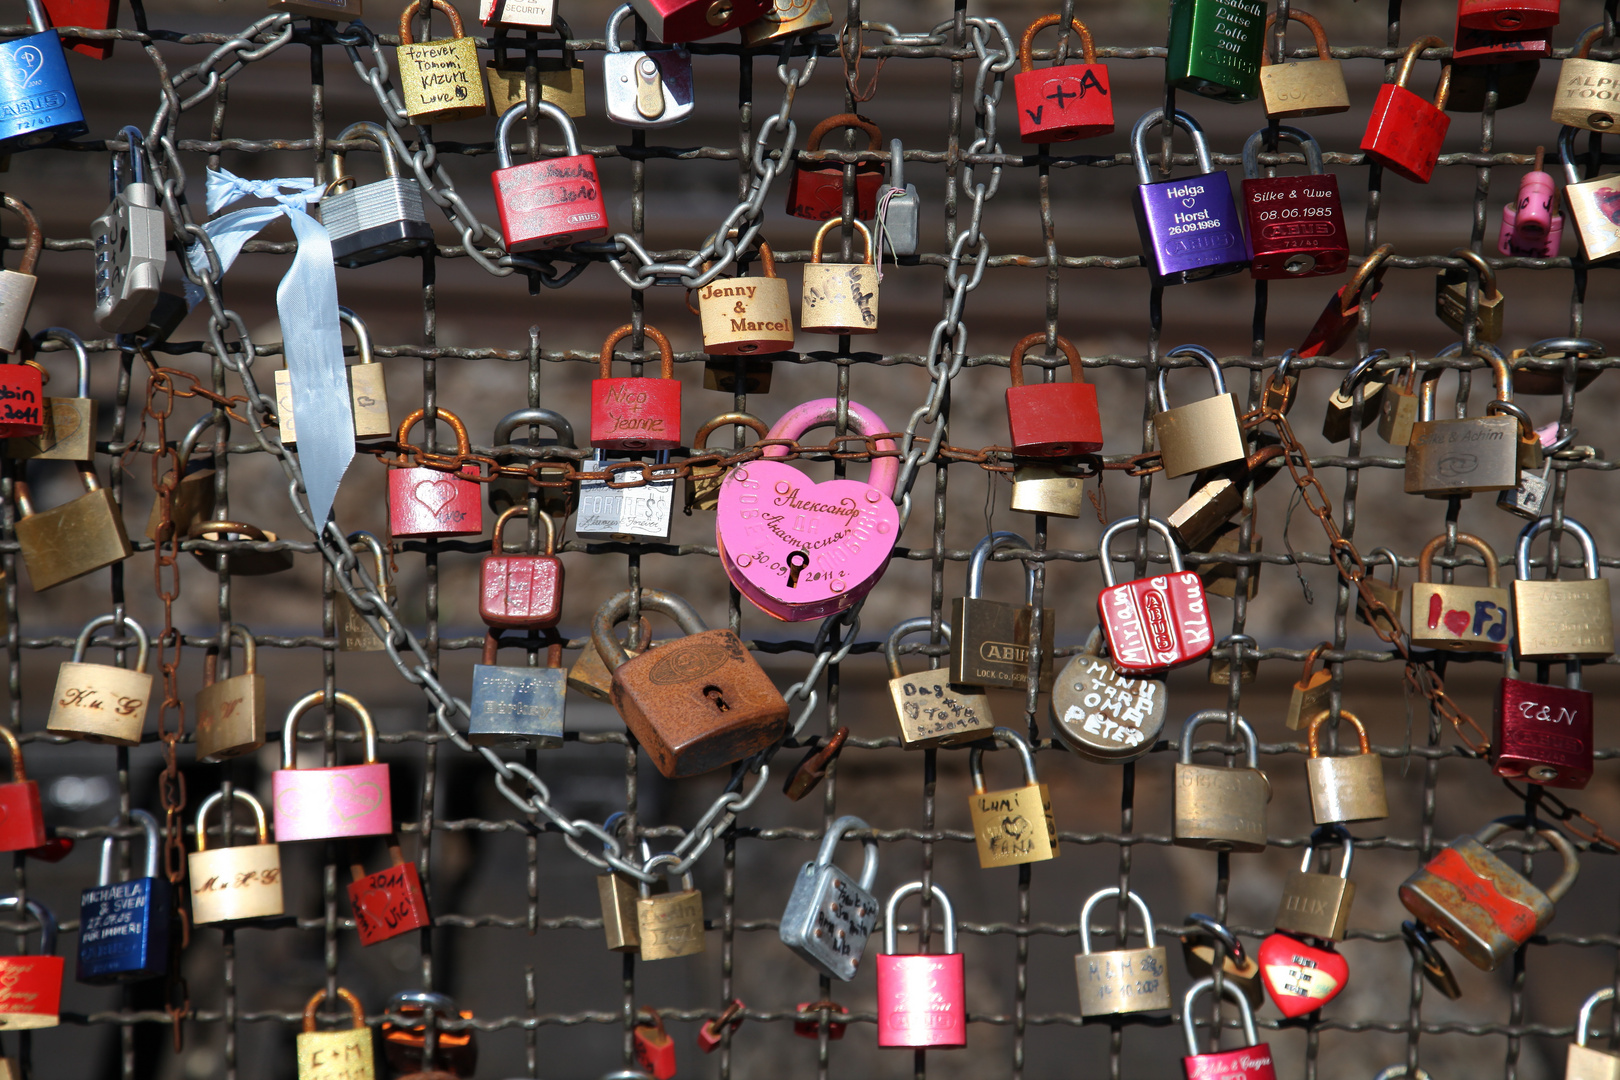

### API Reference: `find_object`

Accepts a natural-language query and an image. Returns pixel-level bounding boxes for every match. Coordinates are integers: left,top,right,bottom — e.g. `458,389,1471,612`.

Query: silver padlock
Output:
319,121,434,269
1050,627,1166,764
576,452,673,542
468,630,566,749
602,4,694,130
778,814,879,982
1499,421,1574,520
1075,887,1171,1016
1569,987,1620,1080
874,138,920,259
490,407,577,521
92,126,166,334
0,194,42,353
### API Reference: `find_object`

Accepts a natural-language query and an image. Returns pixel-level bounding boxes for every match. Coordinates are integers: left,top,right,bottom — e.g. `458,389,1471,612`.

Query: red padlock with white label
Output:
1240,125,1349,279
490,100,608,253
389,407,484,539
590,324,681,452
1360,37,1453,184
0,897,62,1028
0,726,46,852
1005,332,1102,457
480,505,563,629
1096,516,1213,672
1013,14,1114,142
1181,977,1277,1080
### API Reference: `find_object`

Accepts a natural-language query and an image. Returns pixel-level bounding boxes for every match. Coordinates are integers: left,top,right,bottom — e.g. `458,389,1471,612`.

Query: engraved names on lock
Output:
301,1038,370,1080
727,468,890,596
891,673,989,743
192,863,281,898
640,891,704,953
1189,0,1266,80
1056,655,1160,753
1102,572,1211,669
973,786,1055,862
698,282,790,337
406,45,480,110
351,864,418,941
1079,950,1166,1009
807,870,876,967
0,379,39,431
77,881,153,964
1421,590,1509,645
597,381,668,440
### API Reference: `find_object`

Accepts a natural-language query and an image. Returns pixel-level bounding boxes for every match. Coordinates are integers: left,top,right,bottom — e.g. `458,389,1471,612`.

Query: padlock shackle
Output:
637,851,694,897
212,622,256,678
1178,914,1245,966
1392,35,1451,112
804,112,883,152
591,589,707,668
882,881,955,955
178,410,229,469
1445,247,1501,302
282,689,379,768
887,137,905,189
1017,13,1097,71
1178,710,1259,769
1299,823,1354,878
0,726,22,785
1367,546,1402,588
386,989,459,1019
111,125,148,198
1484,398,1537,445
1181,976,1258,1055
1306,709,1371,760
337,306,375,366
968,726,1040,794
884,617,951,680
965,530,1035,602
1213,634,1257,675
98,808,160,885
496,99,580,166
1241,125,1324,179
1299,641,1330,684
329,122,401,194
1,194,44,276
397,406,473,456
1338,243,1395,317
13,463,101,518
189,520,270,549
495,407,577,449
605,4,639,53
1129,108,1213,187
1078,886,1155,955
692,411,767,451
346,530,390,589
303,986,366,1033
1474,816,1580,903
1156,344,1229,411
1338,350,1389,400
758,398,900,498
635,1006,668,1040
1578,987,1616,1048
194,788,270,850
1401,919,1461,1001
1524,336,1607,360
809,217,874,265
0,897,55,957
1373,1066,1433,1080
398,0,465,46
1559,125,1589,187
24,0,48,33
1260,9,1332,66
1417,532,1501,588
33,328,90,397
1572,23,1615,59
1516,515,1600,581
1008,332,1083,389
72,613,151,672
814,814,879,892
598,323,674,381
1097,516,1183,588
492,503,557,557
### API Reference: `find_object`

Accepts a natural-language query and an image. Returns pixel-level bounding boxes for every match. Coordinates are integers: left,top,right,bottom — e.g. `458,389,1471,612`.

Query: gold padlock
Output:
1258,9,1349,118
275,307,390,443
967,727,1058,869
484,26,586,118
885,617,995,750
1358,546,1405,638
690,238,794,355
397,0,488,125
188,790,284,924
1274,825,1356,941
1010,462,1086,518
1179,916,1264,1009
47,614,153,746
1551,24,1620,133
596,817,642,952
800,217,879,335
1410,533,1511,652
1304,709,1388,825
297,987,376,1080
1377,354,1426,446
685,412,766,515
635,852,705,960
6,329,96,462
195,624,267,762
189,520,296,577
1404,357,1520,498
1434,248,1505,342
1513,516,1614,660
14,467,132,591
145,412,223,543
1173,710,1269,853
1568,987,1620,1080
1153,345,1245,478
740,0,833,46
336,532,394,652
1321,350,1389,443
568,607,651,701
1206,633,1259,686
1195,522,1262,601
1284,642,1334,730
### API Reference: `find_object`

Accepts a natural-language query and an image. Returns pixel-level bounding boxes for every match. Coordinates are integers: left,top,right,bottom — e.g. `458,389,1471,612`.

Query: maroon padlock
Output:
0,359,44,439
628,0,769,43
1491,666,1593,789
590,324,682,452
1013,14,1114,142
1004,332,1102,457
1241,126,1348,279
1296,244,1392,357
1360,36,1452,184
347,838,430,947
0,726,46,853
787,114,884,221
388,407,485,539
480,505,563,629
490,100,608,253
1458,0,1560,30
1452,16,1552,63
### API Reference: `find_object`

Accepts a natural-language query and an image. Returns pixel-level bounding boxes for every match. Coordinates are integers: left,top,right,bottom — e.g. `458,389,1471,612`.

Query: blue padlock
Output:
76,809,171,984
0,0,88,154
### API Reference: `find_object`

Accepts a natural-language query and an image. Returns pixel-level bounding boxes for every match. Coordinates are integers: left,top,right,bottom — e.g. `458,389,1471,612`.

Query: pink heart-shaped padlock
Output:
1257,932,1349,1018
717,399,899,622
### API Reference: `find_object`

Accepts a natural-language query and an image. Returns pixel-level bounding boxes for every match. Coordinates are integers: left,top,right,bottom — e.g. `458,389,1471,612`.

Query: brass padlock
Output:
1274,825,1356,941
189,519,296,576
884,617,994,750
1305,709,1388,824
1508,336,1607,396
1075,887,1170,1016
1514,516,1614,660
1179,915,1263,1009
1405,357,1521,497
1284,643,1334,731
1410,533,1511,652
691,238,794,355
47,614,152,746
187,789,284,924
1568,987,1620,1080
275,306,389,443
297,987,376,1080
569,603,651,702
1377,354,1425,446
1152,345,1245,478
1258,9,1349,118
195,624,267,762
1206,633,1259,686
949,531,1054,692
685,412,766,515
596,818,642,953
800,217,879,335
1558,126,1620,265
1197,527,1262,601
1552,25,1620,133
1321,351,1389,443
485,25,586,118
144,412,222,543
740,0,832,45
396,0,488,125
336,531,395,652
1358,546,1404,638
636,852,705,960
967,727,1058,868
14,466,132,591
1009,462,1086,518
6,328,95,462
1173,710,1269,853
1435,248,1505,342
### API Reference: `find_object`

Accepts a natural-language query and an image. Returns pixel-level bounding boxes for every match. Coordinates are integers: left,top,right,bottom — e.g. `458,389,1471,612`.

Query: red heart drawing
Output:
1258,932,1348,1018
1442,607,1472,638
414,478,458,516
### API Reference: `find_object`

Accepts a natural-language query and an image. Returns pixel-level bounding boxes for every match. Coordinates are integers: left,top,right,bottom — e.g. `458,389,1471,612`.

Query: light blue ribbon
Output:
185,168,353,526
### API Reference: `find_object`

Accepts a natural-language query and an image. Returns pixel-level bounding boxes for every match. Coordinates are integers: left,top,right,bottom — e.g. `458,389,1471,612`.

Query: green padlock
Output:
1166,0,1267,103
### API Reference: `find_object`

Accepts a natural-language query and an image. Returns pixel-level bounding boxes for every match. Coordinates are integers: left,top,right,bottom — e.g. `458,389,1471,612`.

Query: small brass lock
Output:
1304,710,1388,825
967,727,1058,869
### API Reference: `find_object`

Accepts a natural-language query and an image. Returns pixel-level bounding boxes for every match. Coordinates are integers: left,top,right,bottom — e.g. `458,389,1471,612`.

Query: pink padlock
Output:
272,691,393,842
716,399,899,623
1498,146,1564,258
876,882,966,1050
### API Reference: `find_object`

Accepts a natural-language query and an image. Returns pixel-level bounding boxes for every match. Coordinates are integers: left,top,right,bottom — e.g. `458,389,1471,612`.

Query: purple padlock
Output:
1131,108,1250,286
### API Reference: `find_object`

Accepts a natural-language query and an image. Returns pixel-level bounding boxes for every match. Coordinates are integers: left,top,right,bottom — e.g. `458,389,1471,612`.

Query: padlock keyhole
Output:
704,686,730,712
785,550,809,587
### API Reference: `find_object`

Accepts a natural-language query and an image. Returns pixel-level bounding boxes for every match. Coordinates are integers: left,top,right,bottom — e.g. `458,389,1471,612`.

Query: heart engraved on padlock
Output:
271,691,393,841
717,398,899,623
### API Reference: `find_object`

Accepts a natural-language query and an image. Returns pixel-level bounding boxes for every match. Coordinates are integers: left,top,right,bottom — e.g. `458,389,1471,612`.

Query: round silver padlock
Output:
1050,626,1166,763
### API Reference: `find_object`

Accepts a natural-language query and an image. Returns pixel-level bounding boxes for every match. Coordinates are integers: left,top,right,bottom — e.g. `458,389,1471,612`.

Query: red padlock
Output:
1360,36,1452,184
490,100,608,253
1295,244,1392,357
1096,516,1213,672
787,114,885,221
1013,14,1114,142
1453,17,1552,64
792,1000,847,1040
628,0,769,44
389,407,485,539
697,999,745,1052
1240,126,1349,279
633,1008,677,1079
1004,332,1102,457
347,838,430,946
1181,977,1277,1080
1491,667,1593,789
41,0,120,58
590,324,682,452
876,882,966,1049
0,359,44,439
1458,0,1560,30
0,898,62,1028
0,726,46,853
480,505,563,629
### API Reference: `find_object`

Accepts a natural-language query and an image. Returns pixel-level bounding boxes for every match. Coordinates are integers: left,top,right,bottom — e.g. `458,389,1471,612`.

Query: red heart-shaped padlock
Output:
1258,932,1348,1018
